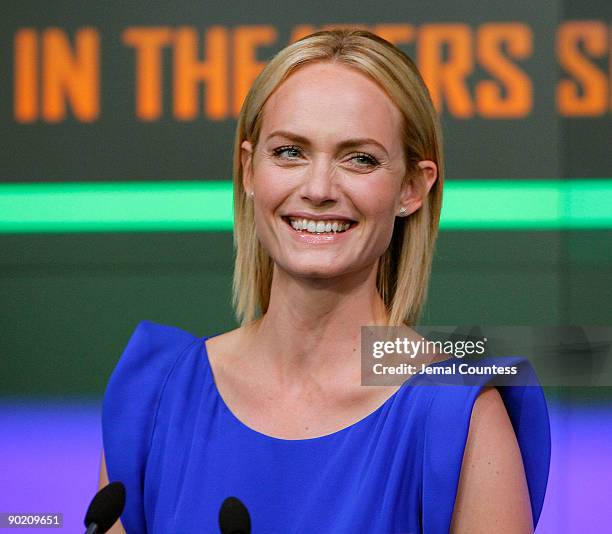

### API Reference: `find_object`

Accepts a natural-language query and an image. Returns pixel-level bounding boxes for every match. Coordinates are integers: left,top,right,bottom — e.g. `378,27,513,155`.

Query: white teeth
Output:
288,218,352,234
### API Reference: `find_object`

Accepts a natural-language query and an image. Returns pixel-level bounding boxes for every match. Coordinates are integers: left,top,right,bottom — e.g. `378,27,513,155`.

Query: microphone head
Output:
219,496,251,534
84,481,126,533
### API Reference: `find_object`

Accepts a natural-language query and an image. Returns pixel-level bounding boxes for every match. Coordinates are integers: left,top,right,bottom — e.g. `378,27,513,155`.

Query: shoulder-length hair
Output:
231,28,444,327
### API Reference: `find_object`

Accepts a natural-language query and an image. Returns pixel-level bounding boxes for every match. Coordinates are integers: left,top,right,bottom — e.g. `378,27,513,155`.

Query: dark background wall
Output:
1,230,611,397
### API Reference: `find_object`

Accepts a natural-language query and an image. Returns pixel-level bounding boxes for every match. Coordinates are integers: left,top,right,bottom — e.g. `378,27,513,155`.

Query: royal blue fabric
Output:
102,320,551,533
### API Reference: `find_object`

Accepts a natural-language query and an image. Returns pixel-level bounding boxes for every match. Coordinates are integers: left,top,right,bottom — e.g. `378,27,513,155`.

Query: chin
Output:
287,259,364,280
295,267,344,279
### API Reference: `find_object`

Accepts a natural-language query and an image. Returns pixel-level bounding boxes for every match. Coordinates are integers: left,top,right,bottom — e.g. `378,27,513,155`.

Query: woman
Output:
99,29,550,533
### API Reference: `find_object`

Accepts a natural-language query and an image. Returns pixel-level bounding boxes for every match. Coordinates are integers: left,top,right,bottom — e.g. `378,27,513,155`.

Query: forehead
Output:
260,62,404,149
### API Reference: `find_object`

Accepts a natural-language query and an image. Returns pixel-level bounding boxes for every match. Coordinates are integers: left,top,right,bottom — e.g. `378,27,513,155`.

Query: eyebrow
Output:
265,130,389,156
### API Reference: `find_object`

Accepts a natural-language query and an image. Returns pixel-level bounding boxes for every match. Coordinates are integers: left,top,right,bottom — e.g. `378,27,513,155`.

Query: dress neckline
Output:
201,333,454,444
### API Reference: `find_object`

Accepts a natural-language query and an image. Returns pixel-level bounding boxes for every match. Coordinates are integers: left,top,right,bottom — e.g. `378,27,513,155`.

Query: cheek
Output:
250,173,289,242
358,187,400,248
252,173,286,219
255,163,293,199
358,185,399,219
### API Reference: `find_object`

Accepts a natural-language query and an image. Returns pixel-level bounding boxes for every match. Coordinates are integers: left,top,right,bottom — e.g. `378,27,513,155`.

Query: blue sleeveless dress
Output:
102,320,550,533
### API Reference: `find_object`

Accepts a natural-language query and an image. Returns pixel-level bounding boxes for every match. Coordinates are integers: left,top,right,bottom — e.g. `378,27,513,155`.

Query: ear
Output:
398,160,438,216
241,140,254,196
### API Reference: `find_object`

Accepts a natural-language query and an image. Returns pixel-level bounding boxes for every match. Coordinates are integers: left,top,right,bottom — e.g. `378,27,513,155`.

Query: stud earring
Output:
399,207,407,215
249,191,255,199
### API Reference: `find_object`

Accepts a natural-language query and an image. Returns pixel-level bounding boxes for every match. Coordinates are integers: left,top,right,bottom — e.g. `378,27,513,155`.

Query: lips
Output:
282,213,358,223
281,216,358,232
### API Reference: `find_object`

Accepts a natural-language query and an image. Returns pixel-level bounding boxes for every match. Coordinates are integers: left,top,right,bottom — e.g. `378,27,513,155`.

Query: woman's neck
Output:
246,263,391,390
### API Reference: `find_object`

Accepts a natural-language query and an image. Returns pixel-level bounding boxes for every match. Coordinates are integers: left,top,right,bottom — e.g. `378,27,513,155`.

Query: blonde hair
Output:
231,28,444,327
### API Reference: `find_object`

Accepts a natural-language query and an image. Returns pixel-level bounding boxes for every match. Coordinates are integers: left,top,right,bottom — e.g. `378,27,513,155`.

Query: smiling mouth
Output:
281,217,357,234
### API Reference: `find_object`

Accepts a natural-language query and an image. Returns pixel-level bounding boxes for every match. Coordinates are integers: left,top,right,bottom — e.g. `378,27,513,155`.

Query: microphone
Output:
218,496,251,534
84,481,126,534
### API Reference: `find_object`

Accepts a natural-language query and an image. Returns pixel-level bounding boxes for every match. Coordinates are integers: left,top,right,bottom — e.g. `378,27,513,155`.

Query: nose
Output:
299,158,339,206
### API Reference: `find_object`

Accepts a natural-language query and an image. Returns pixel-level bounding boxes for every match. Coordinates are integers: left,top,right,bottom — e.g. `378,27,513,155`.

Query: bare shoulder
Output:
450,387,533,534
206,326,260,392
204,325,255,383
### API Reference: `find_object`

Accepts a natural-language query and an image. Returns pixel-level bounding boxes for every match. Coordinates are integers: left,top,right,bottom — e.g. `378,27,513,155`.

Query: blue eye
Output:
352,153,378,167
272,145,302,159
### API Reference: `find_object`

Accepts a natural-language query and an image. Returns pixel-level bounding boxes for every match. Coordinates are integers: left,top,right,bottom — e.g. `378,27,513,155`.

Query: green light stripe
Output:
0,181,234,233
0,180,610,233
441,181,564,230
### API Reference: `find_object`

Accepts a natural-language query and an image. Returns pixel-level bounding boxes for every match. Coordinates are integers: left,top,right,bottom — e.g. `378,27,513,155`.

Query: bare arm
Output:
98,450,127,534
450,387,533,534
